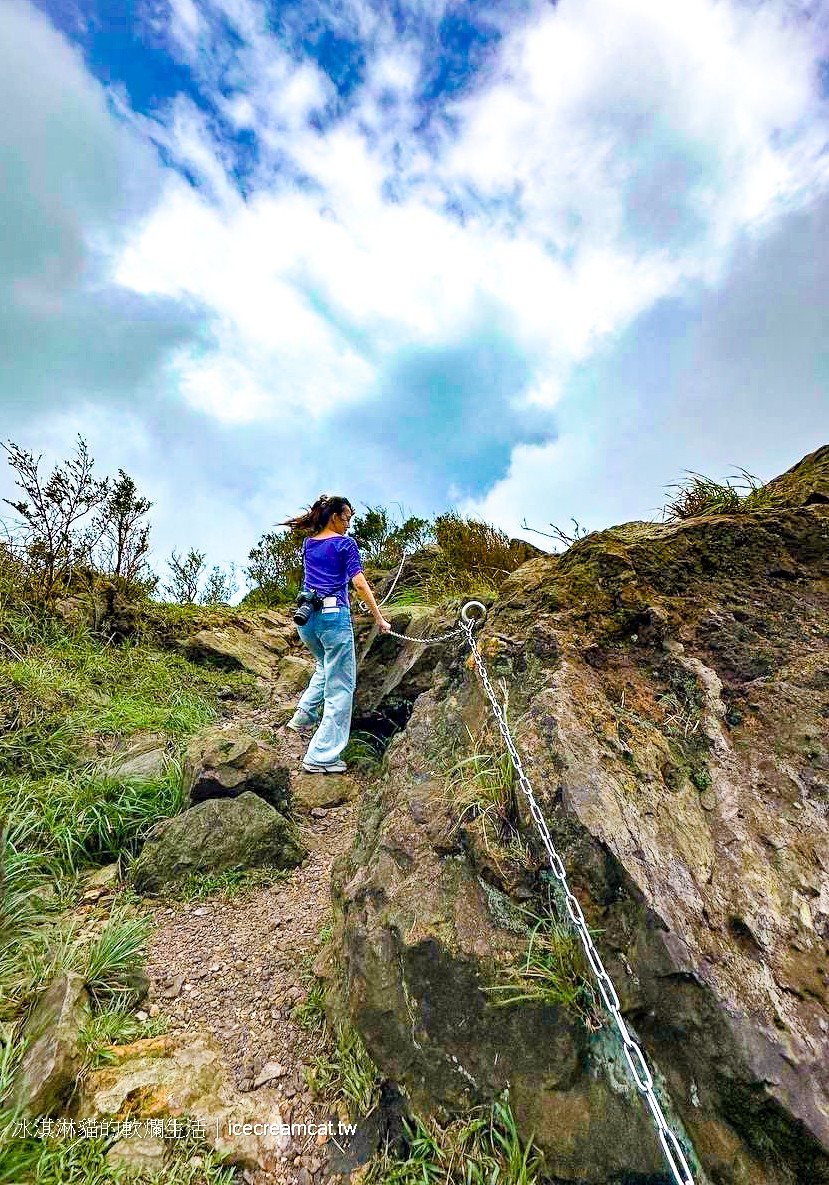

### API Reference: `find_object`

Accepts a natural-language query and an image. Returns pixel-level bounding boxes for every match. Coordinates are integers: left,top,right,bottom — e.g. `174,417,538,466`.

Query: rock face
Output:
77,1033,290,1170
14,973,90,1116
174,611,314,698
131,792,305,893
183,726,291,809
332,451,829,1185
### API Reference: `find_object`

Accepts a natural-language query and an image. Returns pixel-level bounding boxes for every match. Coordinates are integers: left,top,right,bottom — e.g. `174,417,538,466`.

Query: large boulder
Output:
183,726,291,809
130,793,305,893
176,624,288,680
332,458,829,1185
77,1032,290,1170
13,972,90,1116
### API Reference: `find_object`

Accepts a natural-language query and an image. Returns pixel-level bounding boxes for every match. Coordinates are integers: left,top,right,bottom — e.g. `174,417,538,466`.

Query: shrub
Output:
427,512,530,600
244,529,304,605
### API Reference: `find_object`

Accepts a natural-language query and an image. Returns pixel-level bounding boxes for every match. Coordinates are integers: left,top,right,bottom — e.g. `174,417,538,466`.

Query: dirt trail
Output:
145,722,358,1185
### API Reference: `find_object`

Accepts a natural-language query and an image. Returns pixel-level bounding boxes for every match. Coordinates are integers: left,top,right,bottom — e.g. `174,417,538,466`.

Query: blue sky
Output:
1,0,828,593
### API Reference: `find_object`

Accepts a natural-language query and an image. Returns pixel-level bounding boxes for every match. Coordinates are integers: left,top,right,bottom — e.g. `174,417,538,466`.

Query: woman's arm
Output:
351,573,392,633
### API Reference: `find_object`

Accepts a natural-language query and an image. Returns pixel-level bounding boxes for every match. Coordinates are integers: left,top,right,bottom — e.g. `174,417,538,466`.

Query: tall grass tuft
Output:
662,469,784,521
485,899,601,1030
365,1094,543,1185
75,903,152,1006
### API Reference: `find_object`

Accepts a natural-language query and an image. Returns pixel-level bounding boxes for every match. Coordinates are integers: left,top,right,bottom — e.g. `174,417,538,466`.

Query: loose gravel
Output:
144,722,360,1185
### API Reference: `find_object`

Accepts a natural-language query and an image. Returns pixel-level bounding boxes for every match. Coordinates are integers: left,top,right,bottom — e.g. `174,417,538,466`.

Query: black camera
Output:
293,589,323,626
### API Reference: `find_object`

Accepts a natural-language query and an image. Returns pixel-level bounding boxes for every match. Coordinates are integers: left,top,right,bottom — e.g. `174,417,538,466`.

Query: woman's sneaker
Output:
286,711,318,734
302,759,347,775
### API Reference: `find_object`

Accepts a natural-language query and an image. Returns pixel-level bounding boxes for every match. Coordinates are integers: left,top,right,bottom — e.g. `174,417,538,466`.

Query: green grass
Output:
293,978,382,1116
78,1001,169,1070
444,720,533,880
342,732,385,774
170,866,292,902
662,469,785,521
0,1123,237,1185
291,978,327,1034
0,598,254,1032
76,904,152,1006
365,1094,543,1185
2,766,186,875
304,1021,382,1116
484,901,602,1031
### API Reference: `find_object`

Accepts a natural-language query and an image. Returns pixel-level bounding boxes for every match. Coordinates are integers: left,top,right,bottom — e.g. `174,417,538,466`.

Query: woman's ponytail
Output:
280,494,352,534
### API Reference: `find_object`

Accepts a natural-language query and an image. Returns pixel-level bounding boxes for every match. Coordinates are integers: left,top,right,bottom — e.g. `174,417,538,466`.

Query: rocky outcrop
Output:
173,610,314,697
14,973,90,1116
183,725,291,809
131,792,305,893
77,1032,290,1170
332,450,829,1185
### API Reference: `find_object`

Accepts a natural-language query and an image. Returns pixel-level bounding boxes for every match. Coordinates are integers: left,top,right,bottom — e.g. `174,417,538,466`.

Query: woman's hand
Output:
376,616,392,634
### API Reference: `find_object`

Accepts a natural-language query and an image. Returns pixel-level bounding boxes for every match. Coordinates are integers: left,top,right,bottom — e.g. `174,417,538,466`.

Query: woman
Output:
282,495,392,774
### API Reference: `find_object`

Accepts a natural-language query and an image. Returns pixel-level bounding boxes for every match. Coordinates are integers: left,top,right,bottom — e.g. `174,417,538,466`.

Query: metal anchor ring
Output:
460,600,487,626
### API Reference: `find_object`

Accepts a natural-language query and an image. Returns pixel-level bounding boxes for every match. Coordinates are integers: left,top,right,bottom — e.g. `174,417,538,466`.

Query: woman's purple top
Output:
302,535,363,608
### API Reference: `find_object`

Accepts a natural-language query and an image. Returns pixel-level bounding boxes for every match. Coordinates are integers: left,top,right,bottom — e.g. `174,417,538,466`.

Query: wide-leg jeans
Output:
294,606,356,764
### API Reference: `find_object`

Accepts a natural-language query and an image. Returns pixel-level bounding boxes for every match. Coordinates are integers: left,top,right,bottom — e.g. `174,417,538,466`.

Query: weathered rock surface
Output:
333,449,829,1185
103,734,169,782
131,792,305,893
173,611,314,700
293,771,361,811
14,972,90,1116
77,1032,290,1170
183,725,291,809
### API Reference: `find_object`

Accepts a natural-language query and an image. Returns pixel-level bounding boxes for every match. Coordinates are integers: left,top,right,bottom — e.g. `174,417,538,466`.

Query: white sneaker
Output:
286,712,318,734
302,759,347,775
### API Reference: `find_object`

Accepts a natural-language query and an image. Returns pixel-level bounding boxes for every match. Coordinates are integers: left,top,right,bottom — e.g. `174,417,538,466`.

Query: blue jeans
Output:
294,606,356,764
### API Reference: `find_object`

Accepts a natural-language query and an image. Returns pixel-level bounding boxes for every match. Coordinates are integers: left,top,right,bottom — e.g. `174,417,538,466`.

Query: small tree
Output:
245,530,304,604
92,469,154,586
163,548,206,604
200,563,238,606
352,503,434,564
520,516,591,550
0,435,109,599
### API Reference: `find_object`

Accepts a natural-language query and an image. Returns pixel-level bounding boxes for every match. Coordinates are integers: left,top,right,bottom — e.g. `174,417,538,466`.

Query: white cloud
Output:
5,0,828,575
107,0,829,449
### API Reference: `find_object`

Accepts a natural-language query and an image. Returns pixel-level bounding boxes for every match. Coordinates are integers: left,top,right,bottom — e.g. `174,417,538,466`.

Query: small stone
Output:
254,1061,285,1088
699,789,717,811
135,1010,149,1022
193,907,207,916
149,1003,160,1018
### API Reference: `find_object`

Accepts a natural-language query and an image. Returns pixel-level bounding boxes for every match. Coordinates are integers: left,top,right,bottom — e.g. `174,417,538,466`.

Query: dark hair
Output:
280,494,353,534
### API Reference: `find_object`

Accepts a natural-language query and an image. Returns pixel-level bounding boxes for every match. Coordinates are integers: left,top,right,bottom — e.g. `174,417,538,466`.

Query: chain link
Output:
458,611,696,1185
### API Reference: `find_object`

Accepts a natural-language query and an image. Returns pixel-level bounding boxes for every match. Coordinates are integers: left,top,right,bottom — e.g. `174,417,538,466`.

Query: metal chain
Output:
356,549,467,643
357,547,411,614
456,602,695,1185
